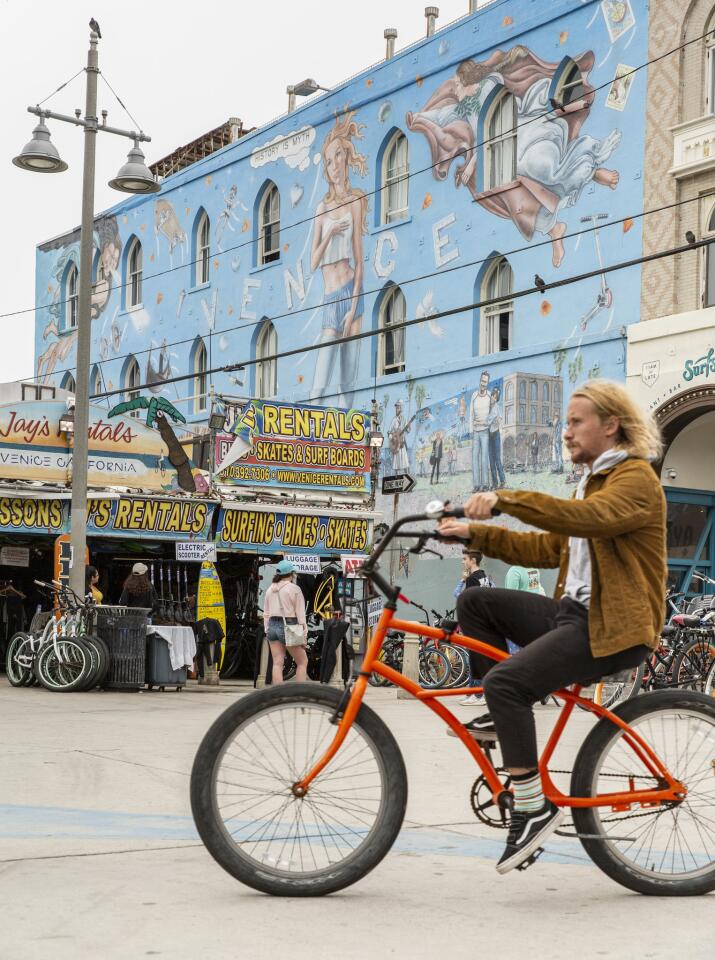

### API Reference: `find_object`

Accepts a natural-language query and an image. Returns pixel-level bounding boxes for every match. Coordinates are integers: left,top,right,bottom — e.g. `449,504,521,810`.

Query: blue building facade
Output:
34,0,649,526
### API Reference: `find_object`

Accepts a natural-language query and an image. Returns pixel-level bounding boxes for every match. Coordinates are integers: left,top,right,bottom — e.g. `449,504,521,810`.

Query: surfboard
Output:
196,561,226,667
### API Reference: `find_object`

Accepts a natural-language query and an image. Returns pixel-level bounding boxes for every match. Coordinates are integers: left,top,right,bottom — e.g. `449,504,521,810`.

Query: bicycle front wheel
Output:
190,683,407,896
571,690,715,895
419,647,451,688
673,637,715,692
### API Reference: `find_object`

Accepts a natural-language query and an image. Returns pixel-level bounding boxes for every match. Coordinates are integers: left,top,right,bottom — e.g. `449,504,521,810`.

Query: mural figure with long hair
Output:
310,109,369,408
407,46,621,268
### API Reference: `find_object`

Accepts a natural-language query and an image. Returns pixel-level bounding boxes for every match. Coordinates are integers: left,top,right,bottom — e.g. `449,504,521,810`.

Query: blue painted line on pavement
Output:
0,803,589,865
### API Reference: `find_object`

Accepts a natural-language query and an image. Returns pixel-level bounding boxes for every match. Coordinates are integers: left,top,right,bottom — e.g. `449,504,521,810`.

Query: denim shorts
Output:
266,616,299,645
321,279,365,332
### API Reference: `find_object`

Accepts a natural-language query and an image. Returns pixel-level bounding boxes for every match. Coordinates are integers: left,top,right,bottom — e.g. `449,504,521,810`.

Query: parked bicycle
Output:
5,580,110,692
191,502,715,897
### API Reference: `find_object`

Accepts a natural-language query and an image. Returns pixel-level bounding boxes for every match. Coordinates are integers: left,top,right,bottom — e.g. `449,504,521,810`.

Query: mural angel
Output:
407,46,621,267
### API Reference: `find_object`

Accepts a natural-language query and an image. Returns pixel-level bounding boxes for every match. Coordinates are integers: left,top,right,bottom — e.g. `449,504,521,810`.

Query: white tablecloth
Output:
148,625,196,671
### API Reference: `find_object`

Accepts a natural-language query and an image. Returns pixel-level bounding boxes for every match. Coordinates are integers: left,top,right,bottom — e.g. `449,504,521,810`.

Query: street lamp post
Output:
13,28,159,598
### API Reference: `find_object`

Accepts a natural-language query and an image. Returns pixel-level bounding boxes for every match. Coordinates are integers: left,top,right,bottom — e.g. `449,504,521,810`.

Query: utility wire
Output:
99,73,143,133
36,67,86,107
15,186,715,391
5,23,714,324
88,235,714,401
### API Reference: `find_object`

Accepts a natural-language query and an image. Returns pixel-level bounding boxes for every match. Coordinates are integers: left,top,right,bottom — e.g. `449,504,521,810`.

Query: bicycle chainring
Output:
470,772,514,829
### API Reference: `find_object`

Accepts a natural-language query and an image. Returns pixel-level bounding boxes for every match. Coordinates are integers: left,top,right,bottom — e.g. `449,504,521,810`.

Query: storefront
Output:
627,309,715,591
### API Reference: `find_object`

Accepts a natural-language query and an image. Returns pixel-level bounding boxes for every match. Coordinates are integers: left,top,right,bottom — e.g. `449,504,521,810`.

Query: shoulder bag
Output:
276,587,305,646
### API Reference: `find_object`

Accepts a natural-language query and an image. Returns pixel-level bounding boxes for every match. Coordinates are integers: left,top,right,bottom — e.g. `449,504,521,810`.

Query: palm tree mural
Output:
108,395,196,492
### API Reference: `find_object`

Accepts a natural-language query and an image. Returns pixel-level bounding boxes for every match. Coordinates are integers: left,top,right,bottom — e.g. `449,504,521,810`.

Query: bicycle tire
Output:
571,690,715,895
593,662,645,709
35,638,92,692
433,643,470,689
5,633,34,686
704,659,715,697
190,683,408,896
77,635,108,691
672,637,715,693
419,647,451,688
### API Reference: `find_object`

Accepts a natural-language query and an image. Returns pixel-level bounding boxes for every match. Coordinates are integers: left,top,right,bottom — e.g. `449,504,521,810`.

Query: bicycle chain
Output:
545,769,677,825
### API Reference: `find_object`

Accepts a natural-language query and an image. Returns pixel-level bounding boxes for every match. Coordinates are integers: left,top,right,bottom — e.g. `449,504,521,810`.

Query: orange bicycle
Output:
191,503,715,897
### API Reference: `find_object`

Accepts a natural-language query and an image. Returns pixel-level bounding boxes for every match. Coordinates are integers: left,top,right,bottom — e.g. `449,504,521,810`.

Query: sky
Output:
0,0,484,386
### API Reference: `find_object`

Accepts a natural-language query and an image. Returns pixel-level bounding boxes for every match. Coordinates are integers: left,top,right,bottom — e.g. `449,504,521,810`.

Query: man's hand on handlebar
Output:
463,491,499,520
436,518,471,541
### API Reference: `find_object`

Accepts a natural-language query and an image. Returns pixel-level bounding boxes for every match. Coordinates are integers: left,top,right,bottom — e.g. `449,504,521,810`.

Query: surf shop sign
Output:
216,506,372,555
214,399,371,496
0,400,192,493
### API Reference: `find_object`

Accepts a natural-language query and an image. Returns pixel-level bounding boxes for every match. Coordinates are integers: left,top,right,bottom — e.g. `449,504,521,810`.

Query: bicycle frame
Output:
296,596,686,813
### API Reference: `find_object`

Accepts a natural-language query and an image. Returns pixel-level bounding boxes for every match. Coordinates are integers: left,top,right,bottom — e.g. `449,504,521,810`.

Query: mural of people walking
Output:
310,109,369,408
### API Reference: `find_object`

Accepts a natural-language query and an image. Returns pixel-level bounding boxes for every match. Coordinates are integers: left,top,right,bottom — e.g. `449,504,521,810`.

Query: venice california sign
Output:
0,400,195,493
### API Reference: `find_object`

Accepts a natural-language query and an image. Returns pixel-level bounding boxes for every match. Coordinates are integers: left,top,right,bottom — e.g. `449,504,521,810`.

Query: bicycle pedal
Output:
515,847,544,871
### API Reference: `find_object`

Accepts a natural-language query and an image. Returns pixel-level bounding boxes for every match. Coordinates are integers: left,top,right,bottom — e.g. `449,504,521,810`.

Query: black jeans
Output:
455,588,650,769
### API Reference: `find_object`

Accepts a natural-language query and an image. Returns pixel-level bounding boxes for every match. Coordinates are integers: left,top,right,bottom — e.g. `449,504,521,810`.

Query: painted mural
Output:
32,0,648,526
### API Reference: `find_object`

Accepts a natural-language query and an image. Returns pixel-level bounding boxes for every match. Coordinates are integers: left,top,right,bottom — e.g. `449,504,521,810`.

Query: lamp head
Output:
109,141,160,194
12,118,67,173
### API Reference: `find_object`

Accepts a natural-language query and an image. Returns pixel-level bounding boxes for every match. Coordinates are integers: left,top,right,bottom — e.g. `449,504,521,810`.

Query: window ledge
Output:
122,303,144,314
59,325,78,337
372,216,412,235
670,114,715,179
188,281,211,295
250,259,281,275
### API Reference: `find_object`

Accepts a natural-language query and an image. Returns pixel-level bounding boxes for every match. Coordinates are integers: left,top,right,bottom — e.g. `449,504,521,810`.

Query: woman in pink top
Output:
263,560,308,684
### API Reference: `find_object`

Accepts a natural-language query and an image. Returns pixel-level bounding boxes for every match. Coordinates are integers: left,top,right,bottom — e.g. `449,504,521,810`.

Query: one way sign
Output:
382,473,416,495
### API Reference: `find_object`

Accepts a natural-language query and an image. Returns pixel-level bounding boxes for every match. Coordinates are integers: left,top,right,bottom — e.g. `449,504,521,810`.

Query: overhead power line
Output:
88,235,714,401
4,23,714,324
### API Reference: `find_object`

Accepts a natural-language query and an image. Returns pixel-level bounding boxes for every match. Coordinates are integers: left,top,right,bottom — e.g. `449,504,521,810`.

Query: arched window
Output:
258,183,280,265
530,381,538,402
704,206,715,307
193,338,208,413
61,372,76,394
256,320,277,398
195,211,210,285
90,365,102,399
706,20,715,114
381,131,409,224
66,263,79,330
505,382,514,403
549,57,586,110
518,380,526,400
127,238,143,307
486,91,517,190
542,382,550,403
554,382,562,404
481,256,513,354
124,356,141,415
379,286,406,375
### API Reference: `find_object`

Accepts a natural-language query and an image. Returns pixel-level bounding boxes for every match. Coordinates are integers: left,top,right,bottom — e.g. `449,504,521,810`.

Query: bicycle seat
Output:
439,619,459,633
673,614,702,628
661,625,677,638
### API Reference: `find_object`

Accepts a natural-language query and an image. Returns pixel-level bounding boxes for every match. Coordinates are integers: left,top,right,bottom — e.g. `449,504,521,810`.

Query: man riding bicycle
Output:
438,381,666,873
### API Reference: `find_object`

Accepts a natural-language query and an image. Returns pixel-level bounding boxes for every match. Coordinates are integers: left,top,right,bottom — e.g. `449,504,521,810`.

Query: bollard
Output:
398,634,420,699
327,640,343,687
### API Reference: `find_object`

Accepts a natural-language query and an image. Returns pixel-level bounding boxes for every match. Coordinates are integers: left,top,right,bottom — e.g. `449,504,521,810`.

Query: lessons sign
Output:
214,399,371,495
216,506,372,555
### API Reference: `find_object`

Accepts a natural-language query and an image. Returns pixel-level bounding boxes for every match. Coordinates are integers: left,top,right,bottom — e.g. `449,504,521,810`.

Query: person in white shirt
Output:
471,371,491,491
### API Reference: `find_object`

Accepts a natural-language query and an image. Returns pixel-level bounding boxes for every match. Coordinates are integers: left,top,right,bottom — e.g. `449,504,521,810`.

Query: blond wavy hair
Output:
570,380,663,461
321,108,369,233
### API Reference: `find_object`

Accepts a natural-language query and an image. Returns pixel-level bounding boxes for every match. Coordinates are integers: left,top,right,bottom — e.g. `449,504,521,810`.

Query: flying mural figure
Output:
145,340,172,393
215,185,246,251
154,198,187,262
108,395,199,493
407,46,621,268
309,109,369,408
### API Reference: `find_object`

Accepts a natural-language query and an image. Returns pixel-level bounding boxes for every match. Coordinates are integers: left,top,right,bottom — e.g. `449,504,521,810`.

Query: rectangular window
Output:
482,305,512,354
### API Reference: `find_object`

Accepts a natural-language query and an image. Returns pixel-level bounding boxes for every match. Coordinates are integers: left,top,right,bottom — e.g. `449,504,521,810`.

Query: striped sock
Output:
511,771,545,813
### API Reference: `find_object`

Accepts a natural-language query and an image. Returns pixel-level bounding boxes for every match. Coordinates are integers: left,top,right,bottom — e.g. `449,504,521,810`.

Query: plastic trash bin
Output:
93,606,150,690
146,631,187,691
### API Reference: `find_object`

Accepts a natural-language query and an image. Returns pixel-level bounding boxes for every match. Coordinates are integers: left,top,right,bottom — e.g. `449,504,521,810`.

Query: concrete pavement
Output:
0,677,710,959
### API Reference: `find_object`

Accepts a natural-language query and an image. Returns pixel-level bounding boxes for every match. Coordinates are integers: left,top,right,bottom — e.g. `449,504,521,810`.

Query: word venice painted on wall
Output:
215,399,371,495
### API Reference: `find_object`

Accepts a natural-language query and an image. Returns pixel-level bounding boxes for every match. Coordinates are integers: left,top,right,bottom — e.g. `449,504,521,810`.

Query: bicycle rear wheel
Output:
673,637,715,692
5,633,34,687
571,690,715,895
593,662,645,708
419,647,451,688
191,683,407,896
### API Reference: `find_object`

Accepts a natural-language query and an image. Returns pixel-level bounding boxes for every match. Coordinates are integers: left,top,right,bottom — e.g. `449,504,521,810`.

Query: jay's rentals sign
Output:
214,399,371,495
0,400,203,494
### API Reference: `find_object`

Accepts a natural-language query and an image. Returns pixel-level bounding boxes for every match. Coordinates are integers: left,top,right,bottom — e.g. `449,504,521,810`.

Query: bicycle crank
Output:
470,772,514,829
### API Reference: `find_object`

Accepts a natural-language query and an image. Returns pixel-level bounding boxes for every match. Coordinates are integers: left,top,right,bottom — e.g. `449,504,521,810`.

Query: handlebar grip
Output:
446,507,465,518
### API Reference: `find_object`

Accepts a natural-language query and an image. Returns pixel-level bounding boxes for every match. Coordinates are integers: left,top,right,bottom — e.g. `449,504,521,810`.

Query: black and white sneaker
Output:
496,801,564,874
446,713,497,741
